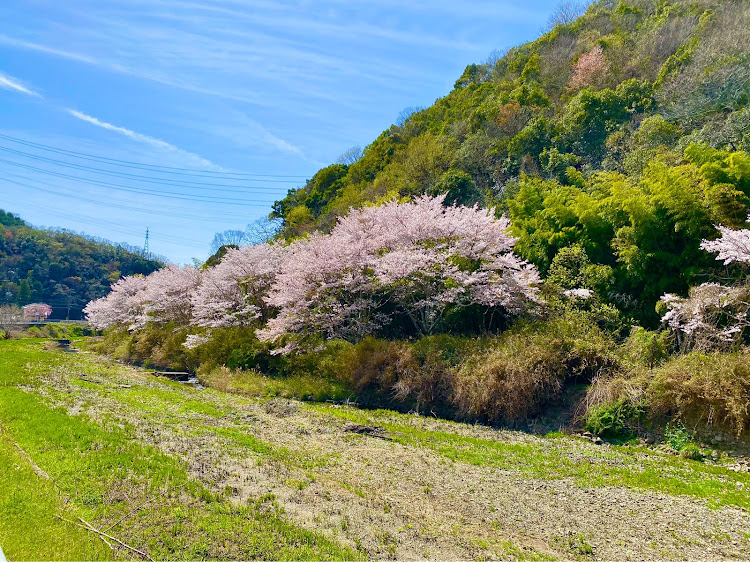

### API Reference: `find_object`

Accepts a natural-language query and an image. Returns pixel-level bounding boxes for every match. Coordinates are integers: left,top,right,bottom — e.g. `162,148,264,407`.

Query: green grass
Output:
104,383,230,422
499,540,557,561
0,340,361,560
0,427,111,560
198,365,353,402
308,404,750,510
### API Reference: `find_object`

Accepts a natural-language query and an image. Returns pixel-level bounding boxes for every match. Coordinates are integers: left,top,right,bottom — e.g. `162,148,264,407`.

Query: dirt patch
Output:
264,398,299,418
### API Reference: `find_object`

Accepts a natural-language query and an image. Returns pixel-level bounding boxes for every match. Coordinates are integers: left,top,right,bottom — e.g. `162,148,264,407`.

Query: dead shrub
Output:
336,337,418,397
647,351,750,435
452,316,619,423
335,335,477,414
578,371,646,425
264,398,299,417
393,335,478,413
198,365,234,393
584,350,750,436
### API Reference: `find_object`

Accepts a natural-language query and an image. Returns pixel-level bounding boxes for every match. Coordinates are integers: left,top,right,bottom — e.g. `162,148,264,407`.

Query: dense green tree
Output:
17,279,31,306
507,148,750,323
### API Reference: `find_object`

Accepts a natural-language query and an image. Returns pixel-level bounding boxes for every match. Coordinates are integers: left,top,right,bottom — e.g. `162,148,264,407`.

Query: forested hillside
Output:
272,0,750,323
0,210,162,319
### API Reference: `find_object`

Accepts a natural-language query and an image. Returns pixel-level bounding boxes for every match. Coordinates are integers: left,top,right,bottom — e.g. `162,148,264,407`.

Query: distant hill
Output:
0,210,162,319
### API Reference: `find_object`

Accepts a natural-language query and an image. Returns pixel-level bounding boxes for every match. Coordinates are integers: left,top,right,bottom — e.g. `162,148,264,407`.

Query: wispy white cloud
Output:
0,0,479,108
66,109,219,169
0,33,96,64
181,110,313,162
0,71,41,97
257,125,306,158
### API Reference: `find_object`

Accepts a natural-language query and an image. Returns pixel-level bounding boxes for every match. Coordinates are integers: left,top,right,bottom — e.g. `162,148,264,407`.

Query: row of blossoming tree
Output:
85,196,542,354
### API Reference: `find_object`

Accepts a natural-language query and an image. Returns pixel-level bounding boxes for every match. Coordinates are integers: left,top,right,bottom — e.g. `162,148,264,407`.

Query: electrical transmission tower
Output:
144,227,150,256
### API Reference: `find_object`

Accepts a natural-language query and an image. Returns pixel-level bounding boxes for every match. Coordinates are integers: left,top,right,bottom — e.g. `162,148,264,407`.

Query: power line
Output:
53,215,224,245
22,191,254,226
39,208,208,246
0,160,282,205
0,134,303,256
0,145,303,189
2,174,273,219
0,133,309,179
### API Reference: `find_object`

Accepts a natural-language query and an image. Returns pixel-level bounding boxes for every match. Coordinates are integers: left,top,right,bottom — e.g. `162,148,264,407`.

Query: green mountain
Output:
0,210,162,319
271,0,750,323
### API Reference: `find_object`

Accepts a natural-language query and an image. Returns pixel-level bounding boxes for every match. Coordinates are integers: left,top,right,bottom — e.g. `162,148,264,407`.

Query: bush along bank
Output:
86,309,750,451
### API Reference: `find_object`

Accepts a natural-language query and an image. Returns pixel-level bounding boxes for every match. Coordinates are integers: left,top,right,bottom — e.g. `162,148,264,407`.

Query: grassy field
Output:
0,340,358,561
1,339,749,560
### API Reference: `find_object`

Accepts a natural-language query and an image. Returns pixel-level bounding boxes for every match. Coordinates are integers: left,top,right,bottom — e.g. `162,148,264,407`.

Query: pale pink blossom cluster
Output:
659,223,750,351
191,243,285,328
563,288,593,300
568,45,609,90
22,302,52,321
660,283,750,351
183,334,211,349
259,195,540,349
85,196,540,353
84,265,201,331
84,275,150,330
700,224,750,265
84,244,285,334
140,264,203,327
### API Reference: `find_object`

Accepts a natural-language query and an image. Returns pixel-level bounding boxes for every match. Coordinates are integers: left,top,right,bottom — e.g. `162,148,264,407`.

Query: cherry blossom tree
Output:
191,243,285,329
84,274,149,330
258,195,540,352
139,264,202,326
21,303,52,322
84,265,201,330
85,196,540,352
0,305,23,326
660,284,750,351
661,222,750,351
569,46,609,91
700,223,750,265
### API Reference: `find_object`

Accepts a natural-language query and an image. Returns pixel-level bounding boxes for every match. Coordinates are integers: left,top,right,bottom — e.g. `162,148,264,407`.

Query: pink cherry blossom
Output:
84,265,201,330
84,274,150,330
191,243,285,328
141,264,202,326
660,283,750,351
258,195,540,350
86,196,541,353
700,223,750,265
569,45,608,90
22,302,53,321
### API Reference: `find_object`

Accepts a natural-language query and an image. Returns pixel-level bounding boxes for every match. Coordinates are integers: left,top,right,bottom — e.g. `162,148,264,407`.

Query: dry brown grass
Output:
453,317,619,422
585,350,750,436
337,337,417,395
647,351,750,435
335,318,619,424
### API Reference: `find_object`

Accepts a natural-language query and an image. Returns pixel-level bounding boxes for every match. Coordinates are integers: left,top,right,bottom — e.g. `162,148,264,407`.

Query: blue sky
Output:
1,0,563,264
